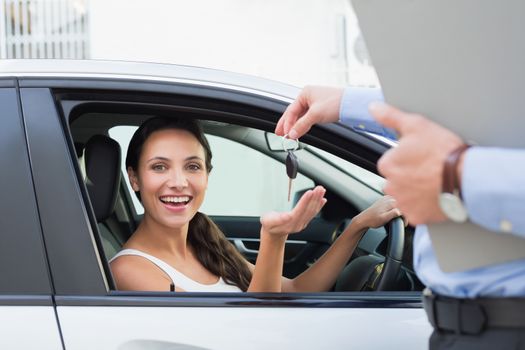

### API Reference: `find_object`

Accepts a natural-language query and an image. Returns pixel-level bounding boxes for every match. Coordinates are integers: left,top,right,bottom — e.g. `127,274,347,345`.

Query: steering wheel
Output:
334,217,405,291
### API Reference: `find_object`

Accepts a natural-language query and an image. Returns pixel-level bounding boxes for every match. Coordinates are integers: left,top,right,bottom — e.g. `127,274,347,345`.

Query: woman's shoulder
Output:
110,249,173,291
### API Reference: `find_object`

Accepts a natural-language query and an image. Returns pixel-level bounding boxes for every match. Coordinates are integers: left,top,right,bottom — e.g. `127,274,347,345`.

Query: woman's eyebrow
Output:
146,156,170,163
185,156,204,162
146,156,203,162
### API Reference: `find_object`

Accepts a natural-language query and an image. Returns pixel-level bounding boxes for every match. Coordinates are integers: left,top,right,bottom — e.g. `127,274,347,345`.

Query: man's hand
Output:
370,102,465,225
275,86,344,139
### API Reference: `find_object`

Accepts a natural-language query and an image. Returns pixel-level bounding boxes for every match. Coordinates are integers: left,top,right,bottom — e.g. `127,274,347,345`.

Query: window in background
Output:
0,0,89,59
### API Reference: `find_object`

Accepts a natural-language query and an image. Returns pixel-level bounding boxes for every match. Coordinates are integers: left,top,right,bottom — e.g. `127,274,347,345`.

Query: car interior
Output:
64,94,424,294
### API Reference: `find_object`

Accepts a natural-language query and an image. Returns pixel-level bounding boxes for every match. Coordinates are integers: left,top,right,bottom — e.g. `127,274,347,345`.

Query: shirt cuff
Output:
462,147,525,237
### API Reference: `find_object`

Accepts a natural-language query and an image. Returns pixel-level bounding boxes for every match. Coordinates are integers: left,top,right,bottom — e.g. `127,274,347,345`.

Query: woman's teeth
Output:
160,196,190,205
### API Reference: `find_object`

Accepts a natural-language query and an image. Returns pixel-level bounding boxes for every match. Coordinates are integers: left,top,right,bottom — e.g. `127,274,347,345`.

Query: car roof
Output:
0,59,299,102
1,59,396,147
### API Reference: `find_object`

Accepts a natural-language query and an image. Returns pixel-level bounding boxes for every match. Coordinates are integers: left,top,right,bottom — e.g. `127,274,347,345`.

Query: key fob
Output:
286,151,298,179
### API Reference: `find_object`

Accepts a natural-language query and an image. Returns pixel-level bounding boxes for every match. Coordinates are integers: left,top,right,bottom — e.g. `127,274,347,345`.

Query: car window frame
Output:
19,76,421,309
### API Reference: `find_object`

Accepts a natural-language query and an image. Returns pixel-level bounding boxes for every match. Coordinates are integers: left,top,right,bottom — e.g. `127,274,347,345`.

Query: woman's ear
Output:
127,167,140,192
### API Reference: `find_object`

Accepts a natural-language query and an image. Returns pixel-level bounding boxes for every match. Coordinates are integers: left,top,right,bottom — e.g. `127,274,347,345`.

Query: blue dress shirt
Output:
339,87,525,297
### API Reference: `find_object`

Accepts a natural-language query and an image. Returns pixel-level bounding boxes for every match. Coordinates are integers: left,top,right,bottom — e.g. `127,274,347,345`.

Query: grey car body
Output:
0,59,430,349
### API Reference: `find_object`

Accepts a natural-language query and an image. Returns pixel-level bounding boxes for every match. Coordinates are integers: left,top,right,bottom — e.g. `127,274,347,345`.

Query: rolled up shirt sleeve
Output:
462,147,525,237
338,87,398,138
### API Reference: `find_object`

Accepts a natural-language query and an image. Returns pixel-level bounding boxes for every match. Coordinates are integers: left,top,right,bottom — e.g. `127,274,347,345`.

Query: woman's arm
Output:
247,186,327,292
282,196,402,293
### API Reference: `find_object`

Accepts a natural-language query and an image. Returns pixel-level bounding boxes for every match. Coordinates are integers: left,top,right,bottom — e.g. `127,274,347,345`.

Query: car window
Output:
69,104,419,295
307,146,385,194
109,126,315,216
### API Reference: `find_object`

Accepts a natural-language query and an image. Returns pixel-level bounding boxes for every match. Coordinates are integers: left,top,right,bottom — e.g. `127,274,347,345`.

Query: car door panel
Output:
0,303,63,349
56,296,431,350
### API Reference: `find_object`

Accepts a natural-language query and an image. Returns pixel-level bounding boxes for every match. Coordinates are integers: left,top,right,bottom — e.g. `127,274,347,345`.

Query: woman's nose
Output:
166,169,188,189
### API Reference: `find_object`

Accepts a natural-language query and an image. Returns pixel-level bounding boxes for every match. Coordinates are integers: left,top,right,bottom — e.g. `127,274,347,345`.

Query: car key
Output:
286,150,298,202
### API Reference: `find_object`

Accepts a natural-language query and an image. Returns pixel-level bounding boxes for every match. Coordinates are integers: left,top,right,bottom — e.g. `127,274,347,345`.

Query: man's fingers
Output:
274,116,286,136
288,110,317,139
282,99,307,136
369,102,413,137
276,101,300,136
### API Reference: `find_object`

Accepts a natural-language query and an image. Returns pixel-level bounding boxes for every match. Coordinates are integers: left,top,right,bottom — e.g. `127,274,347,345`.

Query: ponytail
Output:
188,212,252,291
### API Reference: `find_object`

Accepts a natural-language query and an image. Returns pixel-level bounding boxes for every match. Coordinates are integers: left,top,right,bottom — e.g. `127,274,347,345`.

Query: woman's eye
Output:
187,163,201,171
152,164,167,172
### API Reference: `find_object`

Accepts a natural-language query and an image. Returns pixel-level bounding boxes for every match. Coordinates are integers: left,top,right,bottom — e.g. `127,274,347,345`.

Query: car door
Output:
0,81,63,349
17,62,431,350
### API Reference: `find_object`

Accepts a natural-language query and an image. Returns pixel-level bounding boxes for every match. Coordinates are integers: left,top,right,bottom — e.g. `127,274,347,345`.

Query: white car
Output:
0,59,431,350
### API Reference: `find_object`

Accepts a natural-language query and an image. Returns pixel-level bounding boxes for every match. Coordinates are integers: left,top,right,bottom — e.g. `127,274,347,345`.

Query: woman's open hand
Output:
353,195,403,230
260,186,327,238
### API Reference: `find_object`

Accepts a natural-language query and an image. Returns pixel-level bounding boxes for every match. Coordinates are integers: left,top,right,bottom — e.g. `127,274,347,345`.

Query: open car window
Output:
66,90,422,295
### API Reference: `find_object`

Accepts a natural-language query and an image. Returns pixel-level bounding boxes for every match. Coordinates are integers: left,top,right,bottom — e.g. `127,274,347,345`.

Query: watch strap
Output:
442,144,471,196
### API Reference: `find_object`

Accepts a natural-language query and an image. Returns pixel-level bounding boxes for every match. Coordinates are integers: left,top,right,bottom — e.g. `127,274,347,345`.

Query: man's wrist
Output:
438,144,471,222
442,144,470,196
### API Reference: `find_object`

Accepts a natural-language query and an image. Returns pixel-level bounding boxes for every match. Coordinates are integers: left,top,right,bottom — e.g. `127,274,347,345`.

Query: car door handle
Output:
233,239,259,255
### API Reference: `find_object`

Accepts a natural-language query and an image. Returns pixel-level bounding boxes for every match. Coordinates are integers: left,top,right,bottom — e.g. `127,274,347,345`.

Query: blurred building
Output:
0,0,89,59
0,0,378,87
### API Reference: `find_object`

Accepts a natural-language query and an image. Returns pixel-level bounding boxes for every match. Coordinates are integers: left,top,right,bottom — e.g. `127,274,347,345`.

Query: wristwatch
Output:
438,144,471,222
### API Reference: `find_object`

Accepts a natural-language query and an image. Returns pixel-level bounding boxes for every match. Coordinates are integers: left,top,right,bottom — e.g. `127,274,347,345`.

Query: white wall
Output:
88,0,378,87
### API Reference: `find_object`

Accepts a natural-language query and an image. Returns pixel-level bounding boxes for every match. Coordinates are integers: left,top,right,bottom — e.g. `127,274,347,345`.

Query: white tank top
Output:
110,248,242,292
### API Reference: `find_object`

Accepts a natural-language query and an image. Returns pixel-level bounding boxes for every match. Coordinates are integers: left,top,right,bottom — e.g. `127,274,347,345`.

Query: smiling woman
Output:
109,116,327,292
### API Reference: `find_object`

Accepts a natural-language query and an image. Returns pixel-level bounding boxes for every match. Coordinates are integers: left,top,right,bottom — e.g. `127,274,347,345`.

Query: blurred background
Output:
0,0,379,87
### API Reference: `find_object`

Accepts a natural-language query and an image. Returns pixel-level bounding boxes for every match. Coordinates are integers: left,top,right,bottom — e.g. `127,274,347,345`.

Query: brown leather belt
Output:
422,289,525,335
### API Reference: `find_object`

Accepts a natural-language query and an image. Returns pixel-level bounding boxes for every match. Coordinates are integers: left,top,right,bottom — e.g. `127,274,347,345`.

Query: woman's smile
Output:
159,195,193,212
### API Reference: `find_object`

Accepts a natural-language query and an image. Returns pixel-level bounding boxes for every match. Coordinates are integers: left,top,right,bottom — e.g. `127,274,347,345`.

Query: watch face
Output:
439,193,469,223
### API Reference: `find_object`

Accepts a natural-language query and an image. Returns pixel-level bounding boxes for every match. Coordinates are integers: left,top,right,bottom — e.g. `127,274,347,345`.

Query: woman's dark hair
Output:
126,116,252,291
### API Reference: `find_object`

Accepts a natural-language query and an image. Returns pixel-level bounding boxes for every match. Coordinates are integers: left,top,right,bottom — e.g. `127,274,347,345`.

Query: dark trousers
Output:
423,290,525,350
430,328,525,350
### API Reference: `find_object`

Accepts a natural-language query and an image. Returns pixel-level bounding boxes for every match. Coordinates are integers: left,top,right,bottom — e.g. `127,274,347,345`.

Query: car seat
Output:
84,135,127,261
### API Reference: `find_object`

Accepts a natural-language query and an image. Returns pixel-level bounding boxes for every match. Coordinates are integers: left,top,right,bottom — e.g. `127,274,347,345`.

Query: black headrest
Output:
84,135,121,222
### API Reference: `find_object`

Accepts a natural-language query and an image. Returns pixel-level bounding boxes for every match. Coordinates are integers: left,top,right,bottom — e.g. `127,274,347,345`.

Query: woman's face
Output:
128,128,209,230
